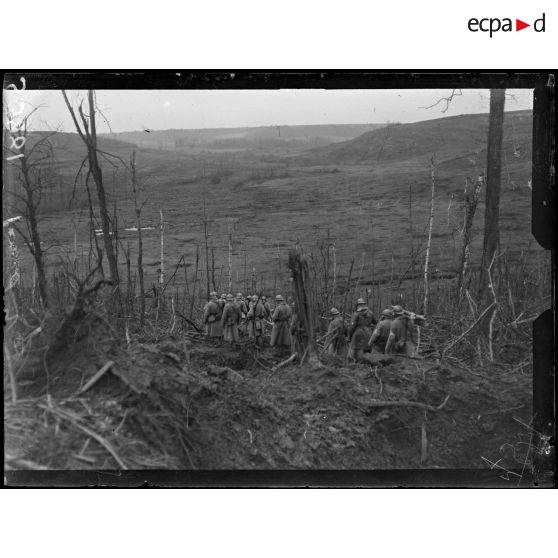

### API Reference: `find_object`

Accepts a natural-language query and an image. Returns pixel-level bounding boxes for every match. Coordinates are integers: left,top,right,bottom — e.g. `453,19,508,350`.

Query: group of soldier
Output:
203,292,417,361
203,292,292,349
324,298,417,362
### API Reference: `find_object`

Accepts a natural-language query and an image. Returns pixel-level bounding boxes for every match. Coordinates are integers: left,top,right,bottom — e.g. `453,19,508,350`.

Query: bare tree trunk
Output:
409,182,415,308
341,258,355,323
7,126,51,308
61,90,119,286
478,89,505,303
423,157,436,314
130,152,145,326
159,208,165,287
21,161,49,307
228,219,233,291
211,246,216,292
457,177,483,299
331,240,337,305
202,197,210,299
87,92,119,286
289,250,319,364
189,244,200,320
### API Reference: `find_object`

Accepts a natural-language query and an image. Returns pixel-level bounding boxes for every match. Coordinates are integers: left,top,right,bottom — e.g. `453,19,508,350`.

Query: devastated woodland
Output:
3,87,551,478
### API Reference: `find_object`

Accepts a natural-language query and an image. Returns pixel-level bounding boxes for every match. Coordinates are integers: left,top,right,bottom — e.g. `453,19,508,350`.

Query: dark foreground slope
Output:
5,323,533,473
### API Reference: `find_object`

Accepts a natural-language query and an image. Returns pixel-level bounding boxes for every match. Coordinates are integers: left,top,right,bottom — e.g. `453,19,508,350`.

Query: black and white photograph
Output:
3,72,554,486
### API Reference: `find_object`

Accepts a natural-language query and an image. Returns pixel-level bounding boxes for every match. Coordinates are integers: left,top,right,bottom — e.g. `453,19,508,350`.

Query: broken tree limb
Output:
271,353,297,371
77,360,114,395
366,394,451,413
441,302,496,357
176,310,203,333
420,419,428,464
5,453,49,470
374,367,383,395
39,404,128,469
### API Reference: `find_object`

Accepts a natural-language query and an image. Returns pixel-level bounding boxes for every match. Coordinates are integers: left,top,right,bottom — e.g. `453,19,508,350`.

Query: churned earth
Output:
5,328,533,474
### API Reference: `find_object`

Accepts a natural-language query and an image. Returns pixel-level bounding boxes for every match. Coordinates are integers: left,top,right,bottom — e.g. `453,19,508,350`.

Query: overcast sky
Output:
6,88,533,133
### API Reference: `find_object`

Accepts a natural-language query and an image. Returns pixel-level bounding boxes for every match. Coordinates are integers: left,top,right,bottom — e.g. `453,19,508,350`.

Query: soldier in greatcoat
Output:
221,294,242,347
203,291,223,342
347,298,377,362
247,295,266,346
385,305,415,356
219,293,227,314
235,292,248,336
261,296,272,320
270,295,292,348
324,307,346,356
368,308,395,353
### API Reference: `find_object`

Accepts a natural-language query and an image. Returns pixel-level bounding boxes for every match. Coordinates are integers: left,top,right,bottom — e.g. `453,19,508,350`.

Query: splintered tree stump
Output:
288,250,320,365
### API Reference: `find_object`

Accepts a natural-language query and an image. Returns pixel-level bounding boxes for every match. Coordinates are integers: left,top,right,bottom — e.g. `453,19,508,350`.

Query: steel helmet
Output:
236,292,242,298
275,295,284,302
330,307,340,316
252,295,258,302
356,298,366,305
210,291,218,297
392,305,403,315
382,308,394,318
226,294,234,301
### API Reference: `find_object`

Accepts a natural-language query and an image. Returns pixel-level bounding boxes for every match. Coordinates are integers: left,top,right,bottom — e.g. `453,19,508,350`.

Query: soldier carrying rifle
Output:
247,294,266,346
221,293,242,348
385,305,422,356
368,308,394,353
348,298,377,362
235,292,248,336
270,294,292,349
324,307,346,356
261,296,272,321
203,291,223,343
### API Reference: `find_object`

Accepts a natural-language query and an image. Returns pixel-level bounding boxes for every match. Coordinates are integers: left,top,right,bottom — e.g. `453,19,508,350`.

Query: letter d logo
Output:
534,13,546,32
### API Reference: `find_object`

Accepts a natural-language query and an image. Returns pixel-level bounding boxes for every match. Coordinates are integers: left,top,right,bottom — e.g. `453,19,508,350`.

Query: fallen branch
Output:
271,353,297,371
481,404,526,417
420,419,428,464
39,404,128,469
71,453,96,464
176,310,203,333
341,396,367,414
441,302,496,357
77,360,114,395
5,453,49,470
366,394,451,413
374,367,383,395
299,345,310,365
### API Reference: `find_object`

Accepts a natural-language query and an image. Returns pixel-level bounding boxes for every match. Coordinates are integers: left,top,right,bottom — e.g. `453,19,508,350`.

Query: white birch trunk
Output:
159,208,164,286
423,159,436,314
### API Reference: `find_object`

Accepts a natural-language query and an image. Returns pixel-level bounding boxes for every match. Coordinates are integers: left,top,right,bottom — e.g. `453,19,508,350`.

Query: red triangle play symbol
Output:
516,19,530,31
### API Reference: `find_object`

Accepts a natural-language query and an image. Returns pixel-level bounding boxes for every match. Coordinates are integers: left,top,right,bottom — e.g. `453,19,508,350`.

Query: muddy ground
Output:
5,325,533,473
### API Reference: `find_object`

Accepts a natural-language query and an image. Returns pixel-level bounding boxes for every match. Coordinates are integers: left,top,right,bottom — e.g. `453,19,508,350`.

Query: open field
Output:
10,109,540,307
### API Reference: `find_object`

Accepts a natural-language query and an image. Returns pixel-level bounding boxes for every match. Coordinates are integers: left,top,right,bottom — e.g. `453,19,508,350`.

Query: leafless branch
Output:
61,91,88,144
420,89,463,113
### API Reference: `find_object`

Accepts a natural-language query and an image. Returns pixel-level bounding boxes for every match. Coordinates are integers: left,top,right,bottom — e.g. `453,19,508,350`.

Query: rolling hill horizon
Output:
99,123,388,151
295,109,532,168
10,108,538,299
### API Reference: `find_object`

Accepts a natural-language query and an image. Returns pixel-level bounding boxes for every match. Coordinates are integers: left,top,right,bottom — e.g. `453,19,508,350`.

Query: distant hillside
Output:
100,123,386,151
26,131,137,165
296,110,532,168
